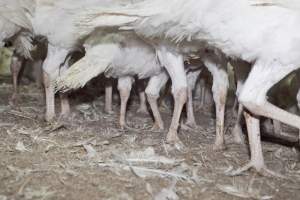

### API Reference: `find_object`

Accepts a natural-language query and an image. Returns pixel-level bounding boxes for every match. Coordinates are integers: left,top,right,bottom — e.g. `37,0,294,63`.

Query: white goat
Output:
10,0,135,121
8,35,47,105
61,0,300,175
56,31,203,136
56,3,230,150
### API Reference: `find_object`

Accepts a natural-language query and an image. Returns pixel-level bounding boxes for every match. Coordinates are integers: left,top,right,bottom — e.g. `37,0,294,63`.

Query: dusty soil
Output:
0,77,299,200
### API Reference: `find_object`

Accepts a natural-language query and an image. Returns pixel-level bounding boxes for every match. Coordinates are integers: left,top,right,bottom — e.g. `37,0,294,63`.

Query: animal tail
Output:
55,43,119,92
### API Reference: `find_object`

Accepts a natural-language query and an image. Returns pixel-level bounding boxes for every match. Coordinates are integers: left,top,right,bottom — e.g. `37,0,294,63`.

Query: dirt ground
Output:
0,77,299,200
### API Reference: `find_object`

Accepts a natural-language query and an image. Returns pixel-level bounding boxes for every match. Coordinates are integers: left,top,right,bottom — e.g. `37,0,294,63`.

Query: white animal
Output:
8,35,47,105
65,0,300,175
17,0,137,121
56,31,203,136
56,31,168,130
57,2,230,150
104,79,149,115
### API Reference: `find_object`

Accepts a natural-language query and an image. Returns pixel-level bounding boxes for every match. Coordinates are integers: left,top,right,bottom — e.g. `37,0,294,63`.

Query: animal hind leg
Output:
145,71,169,131
42,44,69,122
230,59,252,144
230,111,285,178
105,79,113,114
157,47,187,145
9,55,23,106
239,61,300,131
43,71,56,121
137,80,148,114
203,54,229,151
118,76,133,129
231,103,245,144
185,69,202,129
236,61,300,177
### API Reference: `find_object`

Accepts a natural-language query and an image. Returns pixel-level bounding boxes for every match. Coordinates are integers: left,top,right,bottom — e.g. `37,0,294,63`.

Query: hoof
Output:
45,113,56,122
105,109,114,115
137,107,148,115
232,125,245,144
166,130,181,144
181,121,200,131
228,162,286,179
212,142,226,151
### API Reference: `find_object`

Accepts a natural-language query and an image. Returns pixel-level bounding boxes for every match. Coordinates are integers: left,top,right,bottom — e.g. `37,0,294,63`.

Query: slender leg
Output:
203,54,228,150
159,83,171,110
167,88,187,144
59,61,71,118
32,59,44,88
105,79,113,114
145,71,169,131
232,97,238,116
43,71,56,121
230,111,284,178
137,90,148,114
118,76,133,129
234,61,300,177
157,47,187,144
9,55,23,106
199,78,206,108
232,103,245,144
230,60,252,144
135,80,148,114
185,69,202,128
60,93,70,117
42,44,69,121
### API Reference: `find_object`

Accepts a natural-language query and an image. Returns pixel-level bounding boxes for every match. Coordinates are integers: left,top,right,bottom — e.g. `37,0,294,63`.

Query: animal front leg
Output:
203,55,228,150
198,78,206,108
137,91,148,114
43,71,56,122
145,71,169,131
59,60,71,118
118,76,133,129
137,80,148,114
9,55,23,106
230,59,252,144
231,103,245,144
185,69,202,129
33,60,44,87
230,111,285,178
167,87,187,144
105,79,113,114
60,93,70,118
42,44,69,121
157,47,187,145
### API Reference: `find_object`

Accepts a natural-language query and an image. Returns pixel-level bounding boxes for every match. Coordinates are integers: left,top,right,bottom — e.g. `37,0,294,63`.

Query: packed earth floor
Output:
0,77,299,200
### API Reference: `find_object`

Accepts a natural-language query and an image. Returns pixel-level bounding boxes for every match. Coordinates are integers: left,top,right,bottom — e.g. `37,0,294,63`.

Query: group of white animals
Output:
1,0,299,178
